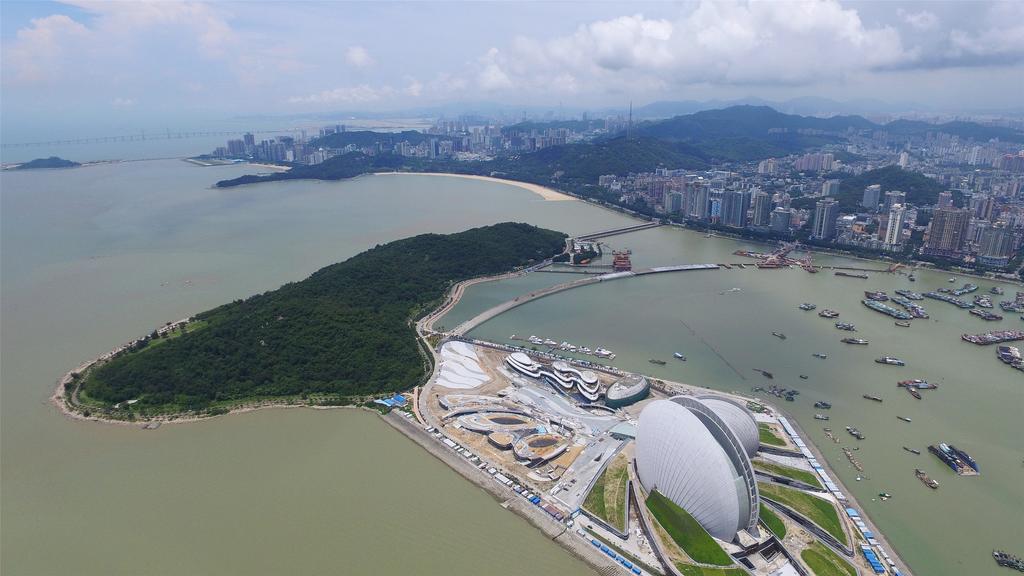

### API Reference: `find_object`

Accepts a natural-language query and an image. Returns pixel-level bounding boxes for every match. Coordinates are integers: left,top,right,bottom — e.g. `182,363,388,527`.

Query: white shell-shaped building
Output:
635,397,760,542
697,395,760,458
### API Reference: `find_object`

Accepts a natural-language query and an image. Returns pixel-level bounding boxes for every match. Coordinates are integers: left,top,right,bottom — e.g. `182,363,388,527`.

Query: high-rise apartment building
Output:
862,184,881,210
751,190,772,227
923,207,971,256
811,199,839,240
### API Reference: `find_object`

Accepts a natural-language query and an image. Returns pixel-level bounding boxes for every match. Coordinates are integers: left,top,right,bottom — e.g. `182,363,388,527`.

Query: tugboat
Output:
875,356,906,366
898,416,913,423
818,309,840,318
863,394,883,402
814,401,832,409
772,331,787,340
842,338,869,345
799,303,817,311
813,353,828,359
915,468,940,489
903,446,921,454
835,322,857,331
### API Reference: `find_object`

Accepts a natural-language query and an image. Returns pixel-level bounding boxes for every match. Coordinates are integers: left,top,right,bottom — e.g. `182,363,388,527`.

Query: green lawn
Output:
676,564,747,576
800,541,856,576
758,423,787,447
583,456,630,531
754,460,824,490
758,483,847,546
759,503,787,538
646,491,733,566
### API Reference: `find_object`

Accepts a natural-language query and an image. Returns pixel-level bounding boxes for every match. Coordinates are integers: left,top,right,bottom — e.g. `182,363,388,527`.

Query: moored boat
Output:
915,468,939,489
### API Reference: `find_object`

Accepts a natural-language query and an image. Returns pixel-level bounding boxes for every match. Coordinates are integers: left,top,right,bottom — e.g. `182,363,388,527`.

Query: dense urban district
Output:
204,106,1024,280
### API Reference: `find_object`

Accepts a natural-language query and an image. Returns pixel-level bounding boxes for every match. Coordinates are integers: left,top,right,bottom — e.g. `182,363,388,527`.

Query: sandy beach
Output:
374,172,576,202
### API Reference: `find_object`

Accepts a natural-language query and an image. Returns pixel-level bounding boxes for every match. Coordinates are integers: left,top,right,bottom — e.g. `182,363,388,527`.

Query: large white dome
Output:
635,398,759,541
698,395,760,458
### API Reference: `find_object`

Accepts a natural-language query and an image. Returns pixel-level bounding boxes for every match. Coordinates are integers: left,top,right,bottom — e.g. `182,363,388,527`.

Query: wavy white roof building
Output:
636,396,760,542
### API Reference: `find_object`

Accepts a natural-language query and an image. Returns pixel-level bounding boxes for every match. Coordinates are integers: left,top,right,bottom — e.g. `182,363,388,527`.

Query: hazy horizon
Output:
2,0,1023,145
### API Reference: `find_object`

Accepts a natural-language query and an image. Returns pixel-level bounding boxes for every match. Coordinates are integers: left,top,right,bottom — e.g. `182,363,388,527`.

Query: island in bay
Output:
55,213,918,576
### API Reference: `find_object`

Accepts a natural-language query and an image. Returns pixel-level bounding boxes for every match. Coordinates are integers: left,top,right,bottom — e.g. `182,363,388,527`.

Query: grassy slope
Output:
759,503,787,539
646,491,733,567
754,460,824,490
583,455,630,531
676,565,748,576
758,483,847,546
758,423,787,447
800,541,856,576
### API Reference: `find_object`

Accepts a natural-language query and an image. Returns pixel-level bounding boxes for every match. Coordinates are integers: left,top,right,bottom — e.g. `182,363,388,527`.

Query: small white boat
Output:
674,352,686,360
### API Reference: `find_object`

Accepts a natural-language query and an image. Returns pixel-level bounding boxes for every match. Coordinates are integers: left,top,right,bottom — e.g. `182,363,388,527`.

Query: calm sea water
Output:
448,226,1023,576
1,161,631,575
2,161,1020,576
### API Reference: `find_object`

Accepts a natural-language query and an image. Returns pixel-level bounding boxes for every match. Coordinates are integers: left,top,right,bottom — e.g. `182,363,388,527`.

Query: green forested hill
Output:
82,223,566,412
791,166,950,211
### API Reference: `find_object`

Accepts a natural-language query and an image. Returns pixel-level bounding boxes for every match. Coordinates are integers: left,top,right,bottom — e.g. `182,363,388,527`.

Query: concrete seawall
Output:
379,411,623,575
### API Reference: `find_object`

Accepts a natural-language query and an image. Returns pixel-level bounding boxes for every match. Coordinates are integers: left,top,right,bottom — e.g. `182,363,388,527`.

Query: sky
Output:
2,1,1023,140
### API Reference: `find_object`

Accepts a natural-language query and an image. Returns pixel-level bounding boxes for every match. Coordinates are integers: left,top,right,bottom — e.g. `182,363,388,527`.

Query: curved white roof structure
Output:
506,353,603,400
635,398,759,541
698,395,760,458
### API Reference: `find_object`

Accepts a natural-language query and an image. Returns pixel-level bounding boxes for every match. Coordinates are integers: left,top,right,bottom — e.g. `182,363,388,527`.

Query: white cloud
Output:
405,78,424,97
898,9,939,31
947,2,1024,60
477,1,916,94
476,48,513,91
345,45,375,68
287,84,396,105
4,14,90,84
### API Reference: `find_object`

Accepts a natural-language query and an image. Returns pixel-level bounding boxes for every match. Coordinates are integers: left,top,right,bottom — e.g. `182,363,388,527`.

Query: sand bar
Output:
374,172,576,201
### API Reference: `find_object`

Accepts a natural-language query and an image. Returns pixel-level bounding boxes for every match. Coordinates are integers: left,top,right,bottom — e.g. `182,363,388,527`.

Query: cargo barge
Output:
862,299,913,320
929,443,980,475
835,271,869,279
970,308,1004,321
915,468,939,489
925,291,974,309
962,330,1024,345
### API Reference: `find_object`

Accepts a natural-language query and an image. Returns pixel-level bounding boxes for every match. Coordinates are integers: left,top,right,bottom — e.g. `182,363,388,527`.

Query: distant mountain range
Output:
630,105,1024,156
